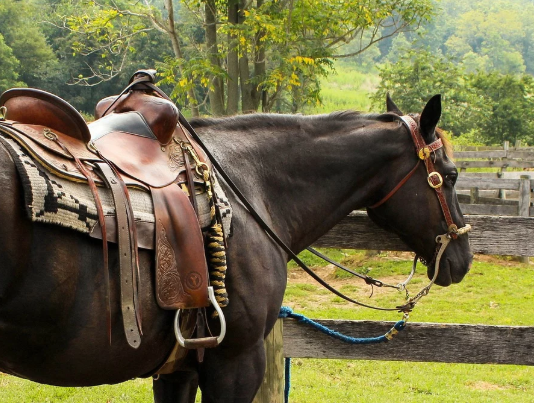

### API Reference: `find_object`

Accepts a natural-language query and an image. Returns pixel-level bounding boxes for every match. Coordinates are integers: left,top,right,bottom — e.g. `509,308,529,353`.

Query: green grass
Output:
283,252,534,403
302,65,379,114
0,376,154,402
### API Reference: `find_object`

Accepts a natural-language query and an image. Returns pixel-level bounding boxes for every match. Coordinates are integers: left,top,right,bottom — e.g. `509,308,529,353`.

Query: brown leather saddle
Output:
0,70,223,350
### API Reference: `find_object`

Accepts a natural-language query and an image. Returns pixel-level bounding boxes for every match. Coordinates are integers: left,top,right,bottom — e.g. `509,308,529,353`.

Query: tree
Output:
373,49,534,145
372,49,480,136
0,34,25,92
469,73,534,145
0,0,57,87
53,0,434,116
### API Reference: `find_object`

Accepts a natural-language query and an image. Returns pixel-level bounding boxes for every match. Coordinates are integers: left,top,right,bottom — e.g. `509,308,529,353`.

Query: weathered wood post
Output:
518,175,531,264
499,141,509,199
470,187,479,205
253,318,285,403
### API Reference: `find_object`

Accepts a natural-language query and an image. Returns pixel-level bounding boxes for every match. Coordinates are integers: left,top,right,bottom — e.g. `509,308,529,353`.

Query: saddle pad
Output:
0,135,232,240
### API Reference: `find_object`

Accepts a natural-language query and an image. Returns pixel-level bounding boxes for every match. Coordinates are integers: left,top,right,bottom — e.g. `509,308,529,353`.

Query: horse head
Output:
367,94,472,286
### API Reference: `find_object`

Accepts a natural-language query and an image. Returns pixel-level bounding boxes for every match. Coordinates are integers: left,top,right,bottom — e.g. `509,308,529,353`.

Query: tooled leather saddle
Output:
0,70,216,349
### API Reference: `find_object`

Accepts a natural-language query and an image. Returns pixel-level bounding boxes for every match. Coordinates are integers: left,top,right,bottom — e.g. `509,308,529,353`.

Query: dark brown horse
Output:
0,95,471,402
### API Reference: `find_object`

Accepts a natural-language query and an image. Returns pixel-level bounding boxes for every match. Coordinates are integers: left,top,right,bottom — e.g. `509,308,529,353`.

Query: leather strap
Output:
96,154,143,329
399,116,457,238
182,146,198,214
369,160,421,209
95,162,142,349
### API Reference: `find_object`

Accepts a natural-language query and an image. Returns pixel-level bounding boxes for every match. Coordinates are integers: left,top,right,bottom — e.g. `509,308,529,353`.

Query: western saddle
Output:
0,70,226,351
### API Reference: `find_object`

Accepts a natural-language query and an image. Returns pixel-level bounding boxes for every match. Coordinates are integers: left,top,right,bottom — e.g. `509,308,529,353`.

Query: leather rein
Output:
179,110,470,313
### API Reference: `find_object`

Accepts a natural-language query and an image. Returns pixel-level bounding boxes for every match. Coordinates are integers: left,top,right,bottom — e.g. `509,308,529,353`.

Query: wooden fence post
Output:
499,141,510,199
470,187,479,204
518,175,531,264
253,319,285,403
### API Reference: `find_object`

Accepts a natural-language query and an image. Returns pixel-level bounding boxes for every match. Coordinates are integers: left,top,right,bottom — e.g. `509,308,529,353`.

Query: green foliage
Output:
0,34,25,91
372,49,479,136
302,64,379,113
373,49,534,145
45,0,433,115
469,73,534,144
0,0,56,89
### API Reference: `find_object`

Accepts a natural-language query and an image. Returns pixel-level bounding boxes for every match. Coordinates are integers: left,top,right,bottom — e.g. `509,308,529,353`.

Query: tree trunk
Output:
227,0,239,115
164,0,199,117
205,0,224,116
252,0,266,111
238,0,254,113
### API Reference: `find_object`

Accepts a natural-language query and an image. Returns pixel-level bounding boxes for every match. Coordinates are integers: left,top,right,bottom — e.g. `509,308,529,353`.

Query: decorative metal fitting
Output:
43,128,58,141
427,171,443,188
87,140,98,153
448,224,458,234
418,147,431,160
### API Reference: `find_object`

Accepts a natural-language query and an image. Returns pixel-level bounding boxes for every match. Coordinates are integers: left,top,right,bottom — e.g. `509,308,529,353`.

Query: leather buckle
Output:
427,171,443,188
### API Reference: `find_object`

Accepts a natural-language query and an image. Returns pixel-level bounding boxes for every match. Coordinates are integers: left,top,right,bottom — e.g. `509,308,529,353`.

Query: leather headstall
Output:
369,115,458,239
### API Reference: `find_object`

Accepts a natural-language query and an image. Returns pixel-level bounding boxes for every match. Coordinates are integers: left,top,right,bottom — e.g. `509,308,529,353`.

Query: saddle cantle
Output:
0,70,227,352
0,88,91,143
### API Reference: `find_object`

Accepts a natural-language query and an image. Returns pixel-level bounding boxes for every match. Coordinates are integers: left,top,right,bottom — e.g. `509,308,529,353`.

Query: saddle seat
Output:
0,71,220,351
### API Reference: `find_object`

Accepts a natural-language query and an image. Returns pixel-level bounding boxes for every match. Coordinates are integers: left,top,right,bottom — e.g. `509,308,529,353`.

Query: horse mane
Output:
436,128,453,159
190,110,398,132
190,112,453,157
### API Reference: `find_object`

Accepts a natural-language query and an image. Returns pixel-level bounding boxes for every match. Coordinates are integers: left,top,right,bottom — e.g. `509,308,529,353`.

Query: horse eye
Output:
445,172,458,185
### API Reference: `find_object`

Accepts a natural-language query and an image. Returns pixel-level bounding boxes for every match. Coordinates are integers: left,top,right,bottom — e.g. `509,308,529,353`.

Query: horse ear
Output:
420,94,442,143
386,93,403,115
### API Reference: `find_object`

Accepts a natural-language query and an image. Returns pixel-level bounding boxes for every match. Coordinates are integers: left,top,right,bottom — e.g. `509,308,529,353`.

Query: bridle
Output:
365,114,472,311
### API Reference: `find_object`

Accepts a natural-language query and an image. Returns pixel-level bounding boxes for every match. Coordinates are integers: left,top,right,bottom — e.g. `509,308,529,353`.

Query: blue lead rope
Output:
278,307,407,403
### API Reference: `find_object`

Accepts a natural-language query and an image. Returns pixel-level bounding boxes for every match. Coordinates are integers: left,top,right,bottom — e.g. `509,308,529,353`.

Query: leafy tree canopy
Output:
374,49,534,145
52,0,434,115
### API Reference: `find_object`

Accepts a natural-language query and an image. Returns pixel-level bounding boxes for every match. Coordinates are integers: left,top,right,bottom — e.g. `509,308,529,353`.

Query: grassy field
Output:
0,250,533,402
302,63,379,114
284,250,534,403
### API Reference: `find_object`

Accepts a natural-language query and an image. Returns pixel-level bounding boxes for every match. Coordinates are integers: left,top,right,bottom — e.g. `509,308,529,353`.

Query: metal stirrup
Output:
174,287,227,348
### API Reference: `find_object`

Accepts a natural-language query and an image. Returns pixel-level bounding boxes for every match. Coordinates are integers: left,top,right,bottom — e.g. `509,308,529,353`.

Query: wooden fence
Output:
253,211,534,402
451,141,534,217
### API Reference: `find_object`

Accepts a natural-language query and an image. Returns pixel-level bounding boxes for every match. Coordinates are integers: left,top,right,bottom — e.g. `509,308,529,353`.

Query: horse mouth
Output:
430,255,473,287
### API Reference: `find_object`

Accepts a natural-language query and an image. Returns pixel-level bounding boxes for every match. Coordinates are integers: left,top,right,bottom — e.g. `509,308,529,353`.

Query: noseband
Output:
368,115,471,311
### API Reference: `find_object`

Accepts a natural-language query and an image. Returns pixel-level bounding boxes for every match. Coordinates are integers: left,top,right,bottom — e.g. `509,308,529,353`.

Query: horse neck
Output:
195,112,409,252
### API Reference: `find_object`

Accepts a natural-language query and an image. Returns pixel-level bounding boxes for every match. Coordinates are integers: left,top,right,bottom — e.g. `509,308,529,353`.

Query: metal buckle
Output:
427,171,443,188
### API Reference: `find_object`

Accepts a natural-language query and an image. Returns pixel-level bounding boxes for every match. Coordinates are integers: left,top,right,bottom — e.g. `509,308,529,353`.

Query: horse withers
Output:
0,92,471,402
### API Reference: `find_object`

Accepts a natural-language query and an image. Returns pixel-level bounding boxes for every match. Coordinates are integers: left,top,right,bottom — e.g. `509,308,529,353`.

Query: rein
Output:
179,111,470,313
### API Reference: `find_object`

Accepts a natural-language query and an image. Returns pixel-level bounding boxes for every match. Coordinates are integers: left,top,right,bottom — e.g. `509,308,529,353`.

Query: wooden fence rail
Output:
253,211,534,402
314,211,534,256
455,176,532,217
